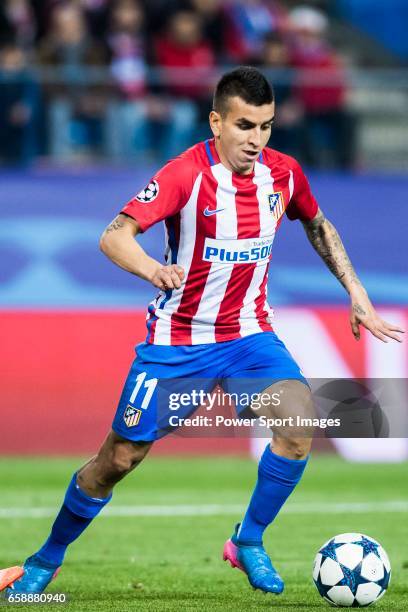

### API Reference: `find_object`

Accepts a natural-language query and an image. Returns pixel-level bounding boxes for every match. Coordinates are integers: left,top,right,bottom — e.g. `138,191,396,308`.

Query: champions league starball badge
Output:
135,180,160,203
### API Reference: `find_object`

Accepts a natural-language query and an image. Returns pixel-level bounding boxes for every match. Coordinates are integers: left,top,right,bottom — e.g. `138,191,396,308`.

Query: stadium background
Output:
1,0,408,459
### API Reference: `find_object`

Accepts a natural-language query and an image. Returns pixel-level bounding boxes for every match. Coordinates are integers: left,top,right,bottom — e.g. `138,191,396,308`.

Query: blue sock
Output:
237,445,309,545
35,473,112,566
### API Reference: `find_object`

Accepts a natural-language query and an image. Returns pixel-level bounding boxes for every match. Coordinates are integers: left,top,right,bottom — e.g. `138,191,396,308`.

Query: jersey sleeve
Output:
285,159,319,222
121,158,195,232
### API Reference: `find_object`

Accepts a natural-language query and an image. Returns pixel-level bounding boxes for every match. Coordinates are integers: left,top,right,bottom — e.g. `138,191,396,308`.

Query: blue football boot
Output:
3,555,60,595
223,523,284,594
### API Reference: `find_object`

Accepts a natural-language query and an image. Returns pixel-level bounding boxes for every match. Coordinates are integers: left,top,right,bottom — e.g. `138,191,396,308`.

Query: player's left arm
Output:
302,207,405,343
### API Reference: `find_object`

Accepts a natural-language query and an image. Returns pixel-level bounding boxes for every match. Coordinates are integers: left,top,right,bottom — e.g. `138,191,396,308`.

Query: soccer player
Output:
1,67,403,597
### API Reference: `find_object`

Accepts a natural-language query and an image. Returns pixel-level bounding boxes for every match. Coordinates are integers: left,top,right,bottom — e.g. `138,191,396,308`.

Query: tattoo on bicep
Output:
106,216,125,233
303,212,360,289
305,209,326,231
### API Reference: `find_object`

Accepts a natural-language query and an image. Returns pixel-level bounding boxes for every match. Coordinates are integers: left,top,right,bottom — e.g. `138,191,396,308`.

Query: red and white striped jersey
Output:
122,138,318,345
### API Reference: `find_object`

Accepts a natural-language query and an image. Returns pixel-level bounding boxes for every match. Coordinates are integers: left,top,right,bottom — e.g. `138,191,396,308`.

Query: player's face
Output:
210,96,275,175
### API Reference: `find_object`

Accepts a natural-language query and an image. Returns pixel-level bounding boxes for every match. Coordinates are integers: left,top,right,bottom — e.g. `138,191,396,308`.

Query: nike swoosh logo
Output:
203,206,226,216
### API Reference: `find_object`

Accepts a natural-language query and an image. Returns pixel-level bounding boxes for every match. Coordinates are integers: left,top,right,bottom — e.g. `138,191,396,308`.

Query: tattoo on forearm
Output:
106,216,125,233
302,210,361,291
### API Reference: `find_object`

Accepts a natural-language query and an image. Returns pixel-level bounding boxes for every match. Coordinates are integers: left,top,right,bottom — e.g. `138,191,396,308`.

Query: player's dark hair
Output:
213,66,274,116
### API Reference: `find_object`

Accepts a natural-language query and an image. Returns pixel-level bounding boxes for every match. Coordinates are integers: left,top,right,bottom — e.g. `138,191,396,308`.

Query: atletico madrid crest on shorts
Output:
123,405,142,427
268,192,285,222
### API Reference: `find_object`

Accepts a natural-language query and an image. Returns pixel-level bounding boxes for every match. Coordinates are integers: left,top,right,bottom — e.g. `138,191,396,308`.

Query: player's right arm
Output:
99,214,184,290
100,156,197,290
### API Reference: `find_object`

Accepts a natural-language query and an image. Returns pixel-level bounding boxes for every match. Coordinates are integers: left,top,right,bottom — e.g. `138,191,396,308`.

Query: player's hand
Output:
349,289,405,343
150,264,185,291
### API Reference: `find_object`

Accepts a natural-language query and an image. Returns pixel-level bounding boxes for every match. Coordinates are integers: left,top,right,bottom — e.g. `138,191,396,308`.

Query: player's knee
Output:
285,441,307,460
109,452,134,476
91,439,152,488
110,441,151,476
273,436,311,460
292,439,311,460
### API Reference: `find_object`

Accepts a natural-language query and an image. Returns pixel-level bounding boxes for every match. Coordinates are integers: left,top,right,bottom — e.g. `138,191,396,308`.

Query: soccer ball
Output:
135,179,159,203
313,533,391,607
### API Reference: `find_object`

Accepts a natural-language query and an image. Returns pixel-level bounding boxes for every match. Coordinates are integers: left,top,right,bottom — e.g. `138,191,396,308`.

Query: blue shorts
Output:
112,331,308,442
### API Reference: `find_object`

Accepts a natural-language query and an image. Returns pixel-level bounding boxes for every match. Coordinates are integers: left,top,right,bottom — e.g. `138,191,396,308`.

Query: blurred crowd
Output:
0,0,355,168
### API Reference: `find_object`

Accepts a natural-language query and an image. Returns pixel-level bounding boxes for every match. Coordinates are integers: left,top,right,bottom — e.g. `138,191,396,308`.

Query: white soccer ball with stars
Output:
135,179,159,203
313,533,391,607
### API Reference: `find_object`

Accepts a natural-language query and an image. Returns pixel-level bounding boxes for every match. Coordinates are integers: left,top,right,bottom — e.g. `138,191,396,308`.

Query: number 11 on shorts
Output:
129,372,158,409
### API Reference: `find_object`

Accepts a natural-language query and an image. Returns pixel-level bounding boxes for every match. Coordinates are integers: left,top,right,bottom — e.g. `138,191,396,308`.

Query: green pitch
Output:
0,454,407,611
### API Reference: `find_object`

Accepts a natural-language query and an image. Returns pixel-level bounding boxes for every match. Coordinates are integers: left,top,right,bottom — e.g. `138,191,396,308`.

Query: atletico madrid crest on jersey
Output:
123,405,142,427
268,192,285,222
121,139,319,345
